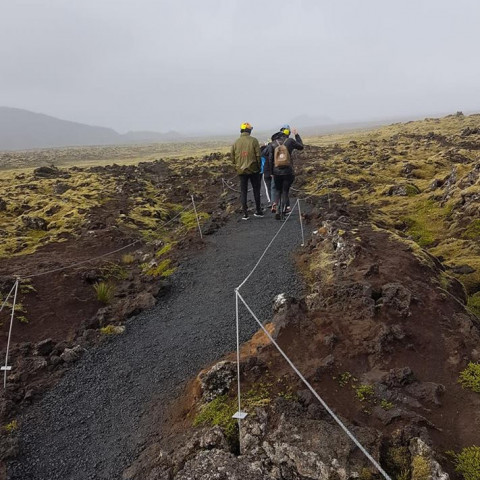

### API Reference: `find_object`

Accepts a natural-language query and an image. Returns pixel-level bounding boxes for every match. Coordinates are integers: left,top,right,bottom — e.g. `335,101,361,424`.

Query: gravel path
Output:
8,203,309,480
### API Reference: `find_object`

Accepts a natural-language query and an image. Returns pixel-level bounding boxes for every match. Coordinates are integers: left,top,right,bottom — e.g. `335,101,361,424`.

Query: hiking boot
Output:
254,211,264,217
286,206,291,213
242,213,249,221
271,203,277,213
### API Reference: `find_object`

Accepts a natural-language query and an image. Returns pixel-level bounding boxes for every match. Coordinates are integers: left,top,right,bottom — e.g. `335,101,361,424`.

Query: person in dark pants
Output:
231,122,263,220
265,125,304,219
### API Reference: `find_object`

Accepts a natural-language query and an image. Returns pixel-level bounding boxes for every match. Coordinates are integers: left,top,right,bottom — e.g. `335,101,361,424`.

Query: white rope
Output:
298,199,305,246
0,281,17,314
263,176,271,203
237,200,299,291
3,279,19,389
236,291,392,480
191,195,203,240
14,203,194,279
222,177,252,194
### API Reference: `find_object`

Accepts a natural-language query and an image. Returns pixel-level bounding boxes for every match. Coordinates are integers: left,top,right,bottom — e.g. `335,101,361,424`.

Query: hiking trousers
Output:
239,173,261,215
273,174,295,212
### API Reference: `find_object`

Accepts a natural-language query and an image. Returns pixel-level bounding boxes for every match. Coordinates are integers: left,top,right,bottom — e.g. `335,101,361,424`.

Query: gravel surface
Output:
8,205,310,480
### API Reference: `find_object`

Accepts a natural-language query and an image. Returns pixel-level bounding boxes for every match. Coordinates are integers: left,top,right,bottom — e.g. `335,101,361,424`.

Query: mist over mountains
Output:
0,107,183,151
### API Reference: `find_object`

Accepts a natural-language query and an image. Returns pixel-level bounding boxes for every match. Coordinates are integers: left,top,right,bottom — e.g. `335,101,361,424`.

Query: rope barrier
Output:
13,203,194,280
237,199,299,291
3,279,19,389
0,281,17,314
236,290,392,480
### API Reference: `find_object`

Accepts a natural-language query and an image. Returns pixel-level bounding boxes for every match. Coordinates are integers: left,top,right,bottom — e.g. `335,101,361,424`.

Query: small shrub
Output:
335,371,357,387
3,420,17,434
100,325,122,335
450,446,480,480
358,467,374,480
354,384,375,402
121,253,135,264
93,282,115,304
384,446,411,480
411,455,431,480
380,399,394,410
459,362,480,393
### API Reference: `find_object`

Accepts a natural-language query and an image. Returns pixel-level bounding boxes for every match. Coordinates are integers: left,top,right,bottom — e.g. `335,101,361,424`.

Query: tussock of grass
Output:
93,282,115,304
450,446,480,480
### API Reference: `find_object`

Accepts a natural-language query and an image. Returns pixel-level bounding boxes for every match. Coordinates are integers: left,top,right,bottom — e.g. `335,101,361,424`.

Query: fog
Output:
1,0,479,134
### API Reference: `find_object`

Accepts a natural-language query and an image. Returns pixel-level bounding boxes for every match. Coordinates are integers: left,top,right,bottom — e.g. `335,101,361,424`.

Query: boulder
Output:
21,216,48,231
36,338,55,357
379,283,412,317
198,361,236,402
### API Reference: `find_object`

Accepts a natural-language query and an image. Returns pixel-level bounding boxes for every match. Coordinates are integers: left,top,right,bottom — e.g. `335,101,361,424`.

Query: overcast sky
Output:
1,0,479,134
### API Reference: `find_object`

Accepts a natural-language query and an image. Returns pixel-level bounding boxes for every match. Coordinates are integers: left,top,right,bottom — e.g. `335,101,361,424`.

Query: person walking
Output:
231,122,263,220
266,125,304,219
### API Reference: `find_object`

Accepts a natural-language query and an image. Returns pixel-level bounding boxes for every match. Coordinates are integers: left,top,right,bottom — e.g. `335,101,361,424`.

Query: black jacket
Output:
264,132,304,177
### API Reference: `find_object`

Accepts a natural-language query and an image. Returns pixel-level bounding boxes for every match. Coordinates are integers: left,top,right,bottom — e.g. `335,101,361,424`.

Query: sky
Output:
1,0,479,134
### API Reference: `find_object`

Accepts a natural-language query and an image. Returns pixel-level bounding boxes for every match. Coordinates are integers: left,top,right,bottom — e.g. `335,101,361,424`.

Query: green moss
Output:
156,243,173,257
411,456,431,480
380,399,394,410
459,362,480,393
467,294,480,317
141,259,176,277
193,395,237,442
3,420,18,434
463,220,480,240
180,210,209,229
450,446,480,480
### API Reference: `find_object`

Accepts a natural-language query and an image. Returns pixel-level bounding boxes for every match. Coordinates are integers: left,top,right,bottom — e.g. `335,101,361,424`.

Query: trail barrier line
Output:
231,195,391,479
2,279,19,388
14,202,195,280
237,199,299,291
236,291,392,480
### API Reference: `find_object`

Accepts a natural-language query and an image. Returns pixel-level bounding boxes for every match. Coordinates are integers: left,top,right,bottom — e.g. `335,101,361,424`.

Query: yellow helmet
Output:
280,124,291,136
240,122,253,132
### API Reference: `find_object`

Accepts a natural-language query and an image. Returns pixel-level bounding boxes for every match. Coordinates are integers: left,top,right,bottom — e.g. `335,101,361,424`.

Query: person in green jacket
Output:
231,122,263,220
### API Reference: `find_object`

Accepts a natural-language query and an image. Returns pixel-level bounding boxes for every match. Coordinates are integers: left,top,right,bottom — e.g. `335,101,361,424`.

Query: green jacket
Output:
231,132,261,175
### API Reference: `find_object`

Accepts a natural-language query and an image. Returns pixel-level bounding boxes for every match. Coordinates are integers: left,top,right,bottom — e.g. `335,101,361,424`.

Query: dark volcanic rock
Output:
21,216,48,231
198,361,236,402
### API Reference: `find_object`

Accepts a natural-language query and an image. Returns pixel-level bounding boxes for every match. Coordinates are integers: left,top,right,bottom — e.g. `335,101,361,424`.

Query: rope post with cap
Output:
190,195,203,240
298,198,305,246
232,288,247,453
3,278,19,389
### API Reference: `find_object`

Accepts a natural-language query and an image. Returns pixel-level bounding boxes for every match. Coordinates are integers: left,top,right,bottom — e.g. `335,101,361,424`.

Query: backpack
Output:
274,140,291,169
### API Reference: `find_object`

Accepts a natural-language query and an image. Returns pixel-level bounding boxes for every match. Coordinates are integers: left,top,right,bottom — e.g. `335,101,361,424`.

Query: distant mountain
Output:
0,107,184,150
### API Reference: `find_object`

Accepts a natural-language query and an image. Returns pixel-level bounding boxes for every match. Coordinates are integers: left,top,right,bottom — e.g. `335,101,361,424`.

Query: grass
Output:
411,455,431,480
93,282,115,304
449,446,480,480
459,363,480,393
141,259,176,278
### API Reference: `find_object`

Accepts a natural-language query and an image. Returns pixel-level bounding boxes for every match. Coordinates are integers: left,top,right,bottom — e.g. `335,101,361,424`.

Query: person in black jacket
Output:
265,125,304,219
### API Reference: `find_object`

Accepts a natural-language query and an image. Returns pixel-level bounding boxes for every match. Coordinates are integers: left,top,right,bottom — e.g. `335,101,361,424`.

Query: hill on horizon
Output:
0,107,183,151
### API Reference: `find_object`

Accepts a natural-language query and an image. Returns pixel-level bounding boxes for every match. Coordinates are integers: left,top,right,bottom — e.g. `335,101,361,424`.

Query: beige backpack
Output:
274,140,291,168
